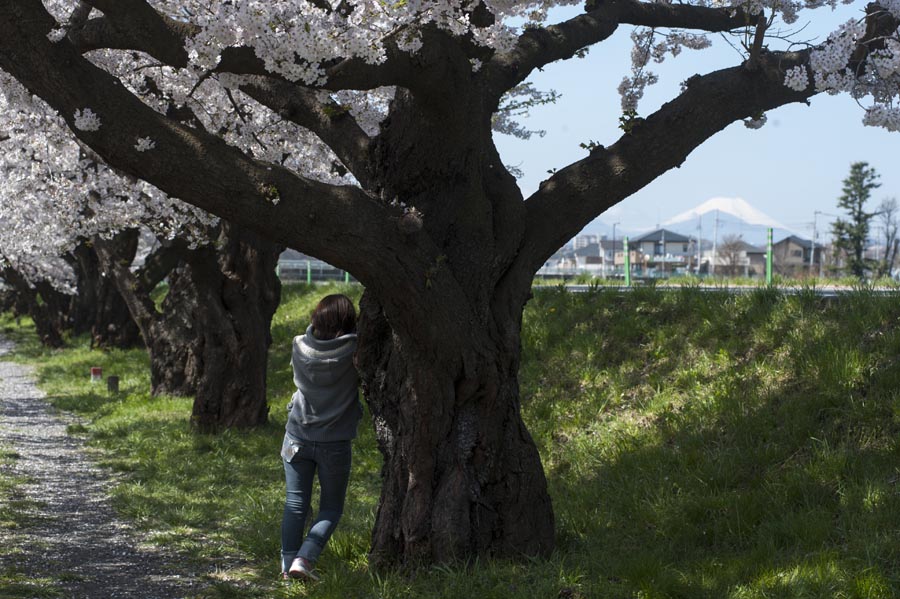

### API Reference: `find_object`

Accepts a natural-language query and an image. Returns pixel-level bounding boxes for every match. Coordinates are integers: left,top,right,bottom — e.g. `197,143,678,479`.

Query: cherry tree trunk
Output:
146,227,284,429
356,292,555,567
145,263,203,397
0,267,64,347
179,224,283,432
69,240,142,348
96,224,282,430
0,289,15,314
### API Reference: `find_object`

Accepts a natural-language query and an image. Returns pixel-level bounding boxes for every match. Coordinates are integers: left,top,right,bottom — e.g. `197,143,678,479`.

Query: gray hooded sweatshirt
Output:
285,325,362,442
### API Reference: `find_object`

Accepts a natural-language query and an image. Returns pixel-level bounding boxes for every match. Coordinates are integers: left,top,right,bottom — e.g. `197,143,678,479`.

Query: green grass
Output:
4,283,900,597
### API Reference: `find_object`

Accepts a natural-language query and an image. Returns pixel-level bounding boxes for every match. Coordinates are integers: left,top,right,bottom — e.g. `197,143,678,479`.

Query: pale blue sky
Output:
493,3,898,243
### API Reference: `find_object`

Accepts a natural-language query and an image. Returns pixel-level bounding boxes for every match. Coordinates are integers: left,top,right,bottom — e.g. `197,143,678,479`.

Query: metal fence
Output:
277,259,353,283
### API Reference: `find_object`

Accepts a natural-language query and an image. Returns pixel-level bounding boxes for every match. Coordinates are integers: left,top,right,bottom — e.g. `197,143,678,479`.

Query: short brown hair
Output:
310,294,357,340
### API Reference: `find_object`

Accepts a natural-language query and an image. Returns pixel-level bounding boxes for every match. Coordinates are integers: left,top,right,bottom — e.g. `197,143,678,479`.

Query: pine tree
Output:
832,162,880,280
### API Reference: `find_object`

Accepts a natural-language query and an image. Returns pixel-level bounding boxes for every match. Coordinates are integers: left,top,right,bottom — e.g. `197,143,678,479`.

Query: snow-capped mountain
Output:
661,197,803,245
580,197,808,247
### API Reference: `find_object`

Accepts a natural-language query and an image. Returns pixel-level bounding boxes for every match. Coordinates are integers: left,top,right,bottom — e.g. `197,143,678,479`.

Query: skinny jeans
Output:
280,437,352,572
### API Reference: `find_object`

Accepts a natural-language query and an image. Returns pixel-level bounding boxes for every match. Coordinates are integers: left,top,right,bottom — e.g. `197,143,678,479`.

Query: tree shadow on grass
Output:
537,290,900,598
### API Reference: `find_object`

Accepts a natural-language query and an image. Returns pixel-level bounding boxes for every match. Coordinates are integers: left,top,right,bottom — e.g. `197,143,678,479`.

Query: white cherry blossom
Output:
73,108,101,131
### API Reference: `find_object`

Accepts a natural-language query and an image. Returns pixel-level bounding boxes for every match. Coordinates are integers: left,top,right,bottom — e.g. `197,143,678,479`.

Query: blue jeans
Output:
280,437,352,572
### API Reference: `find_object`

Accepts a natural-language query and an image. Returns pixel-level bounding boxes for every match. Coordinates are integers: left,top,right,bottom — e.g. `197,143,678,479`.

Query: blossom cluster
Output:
788,15,900,131
79,47,358,186
809,20,866,92
618,28,708,113
863,105,900,131
73,108,101,131
743,113,768,129
134,137,157,152
610,0,898,134
181,0,583,86
783,66,810,92
0,70,217,290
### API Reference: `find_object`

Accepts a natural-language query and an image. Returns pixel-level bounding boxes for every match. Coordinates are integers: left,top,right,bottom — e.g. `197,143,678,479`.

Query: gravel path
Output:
0,337,204,598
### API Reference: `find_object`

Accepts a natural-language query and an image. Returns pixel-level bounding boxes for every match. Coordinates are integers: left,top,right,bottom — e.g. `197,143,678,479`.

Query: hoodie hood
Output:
286,324,362,442
292,325,357,388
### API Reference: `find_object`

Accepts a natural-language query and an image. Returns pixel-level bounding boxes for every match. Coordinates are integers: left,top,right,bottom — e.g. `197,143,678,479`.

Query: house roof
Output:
599,239,625,251
729,240,766,253
558,241,624,258
630,229,691,244
774,235,813,249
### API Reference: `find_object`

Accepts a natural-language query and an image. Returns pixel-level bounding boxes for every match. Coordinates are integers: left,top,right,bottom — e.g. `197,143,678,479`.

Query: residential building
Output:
772,235,823,276
705,239,766,276
630,229,692,257
629,229,694,273
573,234,599,250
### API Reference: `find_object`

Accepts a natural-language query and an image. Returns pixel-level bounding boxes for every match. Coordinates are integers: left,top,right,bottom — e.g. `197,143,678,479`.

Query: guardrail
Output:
533,284,900,298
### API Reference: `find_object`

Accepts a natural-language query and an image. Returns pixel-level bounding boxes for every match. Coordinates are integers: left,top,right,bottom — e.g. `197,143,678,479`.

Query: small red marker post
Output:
90,367,103,383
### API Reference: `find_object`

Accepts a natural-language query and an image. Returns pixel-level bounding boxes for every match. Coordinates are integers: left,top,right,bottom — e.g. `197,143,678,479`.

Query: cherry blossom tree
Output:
0,0,897,566
0,76,281,429
0,78,195,347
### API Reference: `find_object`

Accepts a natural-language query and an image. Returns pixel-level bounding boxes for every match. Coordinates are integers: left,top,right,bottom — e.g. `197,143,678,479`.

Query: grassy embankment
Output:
2,283,900,598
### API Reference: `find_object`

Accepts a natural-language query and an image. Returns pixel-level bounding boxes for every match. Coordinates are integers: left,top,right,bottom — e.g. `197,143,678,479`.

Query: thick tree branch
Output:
0,0,408,291
93,231,159,334
61,0,410,92
517,49,814,275
67,0,196,67
515,1,897,277
216,46,415,92
238,79,375,188
487,0,757,99
594,0,758,31
136,236,190,293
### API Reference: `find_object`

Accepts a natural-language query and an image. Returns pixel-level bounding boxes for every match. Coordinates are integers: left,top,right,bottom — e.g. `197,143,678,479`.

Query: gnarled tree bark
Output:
357,292,554,566
68,238,143,348
95,223,283,431
0,265,65,348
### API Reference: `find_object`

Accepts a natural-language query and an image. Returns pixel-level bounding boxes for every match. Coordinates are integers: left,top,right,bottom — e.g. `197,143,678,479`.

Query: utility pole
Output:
661,228,666,277
814,210,840,278
612,222,619,278
711,209,719,276
697,215,702,275
811,211,818,278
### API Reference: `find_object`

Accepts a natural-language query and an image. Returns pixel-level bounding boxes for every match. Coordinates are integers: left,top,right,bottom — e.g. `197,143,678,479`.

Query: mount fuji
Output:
660,197,803,246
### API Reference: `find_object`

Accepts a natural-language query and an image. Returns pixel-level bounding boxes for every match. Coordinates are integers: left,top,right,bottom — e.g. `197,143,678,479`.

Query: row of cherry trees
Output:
0,82,284,430
0,0,897,567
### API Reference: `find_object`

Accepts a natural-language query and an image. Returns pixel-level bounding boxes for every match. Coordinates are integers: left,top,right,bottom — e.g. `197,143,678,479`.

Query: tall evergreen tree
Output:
832,162,880,280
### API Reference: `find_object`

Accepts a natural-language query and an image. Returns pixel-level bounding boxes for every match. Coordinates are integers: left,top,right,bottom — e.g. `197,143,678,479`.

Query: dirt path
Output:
0,338,204,598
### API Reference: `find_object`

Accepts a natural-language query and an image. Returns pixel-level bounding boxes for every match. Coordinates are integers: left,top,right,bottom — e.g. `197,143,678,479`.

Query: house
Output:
630,229,693,257
573,234,599,250
705,239,766,276
557,242,607,275
772,236,823,276
537,239,638,278
628,229,694,273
